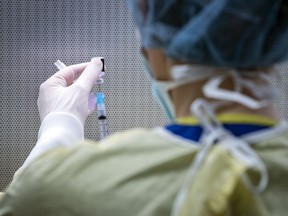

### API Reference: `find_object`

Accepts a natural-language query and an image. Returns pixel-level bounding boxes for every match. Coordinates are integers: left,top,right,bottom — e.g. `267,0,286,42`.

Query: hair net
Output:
127,0,288,68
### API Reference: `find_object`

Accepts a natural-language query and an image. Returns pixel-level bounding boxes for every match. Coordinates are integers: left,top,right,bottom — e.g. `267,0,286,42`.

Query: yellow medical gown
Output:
0,126,288,216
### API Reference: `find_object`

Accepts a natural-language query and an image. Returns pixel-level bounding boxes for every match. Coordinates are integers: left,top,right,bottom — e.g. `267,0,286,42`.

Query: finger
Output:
74,57,103,91
88,92,96,112
47,62,90,87
87,92,97,116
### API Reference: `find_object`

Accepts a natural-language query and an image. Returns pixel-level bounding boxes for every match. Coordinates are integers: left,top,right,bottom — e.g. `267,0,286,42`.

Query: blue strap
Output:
165,123,271,142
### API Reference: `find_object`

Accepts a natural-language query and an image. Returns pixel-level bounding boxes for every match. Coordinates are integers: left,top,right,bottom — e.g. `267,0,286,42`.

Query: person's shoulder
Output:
99,128,163,146
76,127,174,153
250,121,288,148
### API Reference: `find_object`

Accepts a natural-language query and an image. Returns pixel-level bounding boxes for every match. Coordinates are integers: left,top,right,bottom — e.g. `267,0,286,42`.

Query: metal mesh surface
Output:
1,0,288,191
0,0,168,191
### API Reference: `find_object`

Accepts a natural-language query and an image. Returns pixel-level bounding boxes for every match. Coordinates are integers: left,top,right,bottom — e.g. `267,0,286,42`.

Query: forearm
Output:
15,113,84,176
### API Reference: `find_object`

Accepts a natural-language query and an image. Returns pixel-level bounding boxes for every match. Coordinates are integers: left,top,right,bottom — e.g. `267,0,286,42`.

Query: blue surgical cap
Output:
127,0,288,68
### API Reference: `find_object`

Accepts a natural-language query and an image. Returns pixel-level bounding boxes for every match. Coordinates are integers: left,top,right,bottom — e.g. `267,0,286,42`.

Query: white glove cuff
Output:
38,112,84,142
17,113,84,175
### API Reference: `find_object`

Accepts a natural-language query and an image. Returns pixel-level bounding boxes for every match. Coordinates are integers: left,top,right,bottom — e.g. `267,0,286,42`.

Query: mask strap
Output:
155,75,206,91
238,72,274,99
151,76,209,121
154,64,222,91
170,64,219,80
203,70,273,109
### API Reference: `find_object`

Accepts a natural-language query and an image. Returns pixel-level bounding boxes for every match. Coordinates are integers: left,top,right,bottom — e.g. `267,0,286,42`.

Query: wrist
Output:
17,112,84,174
39,112,84,140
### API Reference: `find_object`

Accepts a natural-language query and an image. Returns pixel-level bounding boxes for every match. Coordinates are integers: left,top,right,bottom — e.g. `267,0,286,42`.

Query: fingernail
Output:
91,57,103,61
91,57,104,71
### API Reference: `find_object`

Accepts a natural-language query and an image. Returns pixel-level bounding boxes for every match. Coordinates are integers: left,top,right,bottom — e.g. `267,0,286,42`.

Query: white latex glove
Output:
14,58,103,175
37,57,103,125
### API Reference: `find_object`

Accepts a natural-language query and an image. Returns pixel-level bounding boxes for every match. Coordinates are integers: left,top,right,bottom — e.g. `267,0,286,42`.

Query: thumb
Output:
74,57,103,91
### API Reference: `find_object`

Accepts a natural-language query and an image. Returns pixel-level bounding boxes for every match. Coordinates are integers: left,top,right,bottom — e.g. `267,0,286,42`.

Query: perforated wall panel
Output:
1,0,288,191
1,0,168,191
272,64,288,119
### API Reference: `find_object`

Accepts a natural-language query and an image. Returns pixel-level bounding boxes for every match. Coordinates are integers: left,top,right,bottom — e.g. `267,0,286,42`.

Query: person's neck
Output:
170,80,280,121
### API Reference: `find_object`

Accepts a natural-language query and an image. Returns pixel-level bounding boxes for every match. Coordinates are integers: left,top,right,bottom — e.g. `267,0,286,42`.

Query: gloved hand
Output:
37,57,103,125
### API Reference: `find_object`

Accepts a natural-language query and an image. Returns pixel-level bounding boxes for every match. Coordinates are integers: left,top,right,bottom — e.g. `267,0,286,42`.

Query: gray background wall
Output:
0,0,287,191
1,0,168,191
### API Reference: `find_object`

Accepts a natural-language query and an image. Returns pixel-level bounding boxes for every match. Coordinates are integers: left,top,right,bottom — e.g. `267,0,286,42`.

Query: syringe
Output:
54,59,108,140
95,58,108,139
96,92,108,139
54,60,67,70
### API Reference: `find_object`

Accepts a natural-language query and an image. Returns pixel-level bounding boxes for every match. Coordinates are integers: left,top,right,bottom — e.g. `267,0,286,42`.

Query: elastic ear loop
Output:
238,72,275,100
203,70,272,110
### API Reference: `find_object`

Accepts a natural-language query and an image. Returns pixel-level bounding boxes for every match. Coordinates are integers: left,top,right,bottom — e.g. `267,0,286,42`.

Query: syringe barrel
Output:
98,119,108,139
96,92,107,117
97,102,106,115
